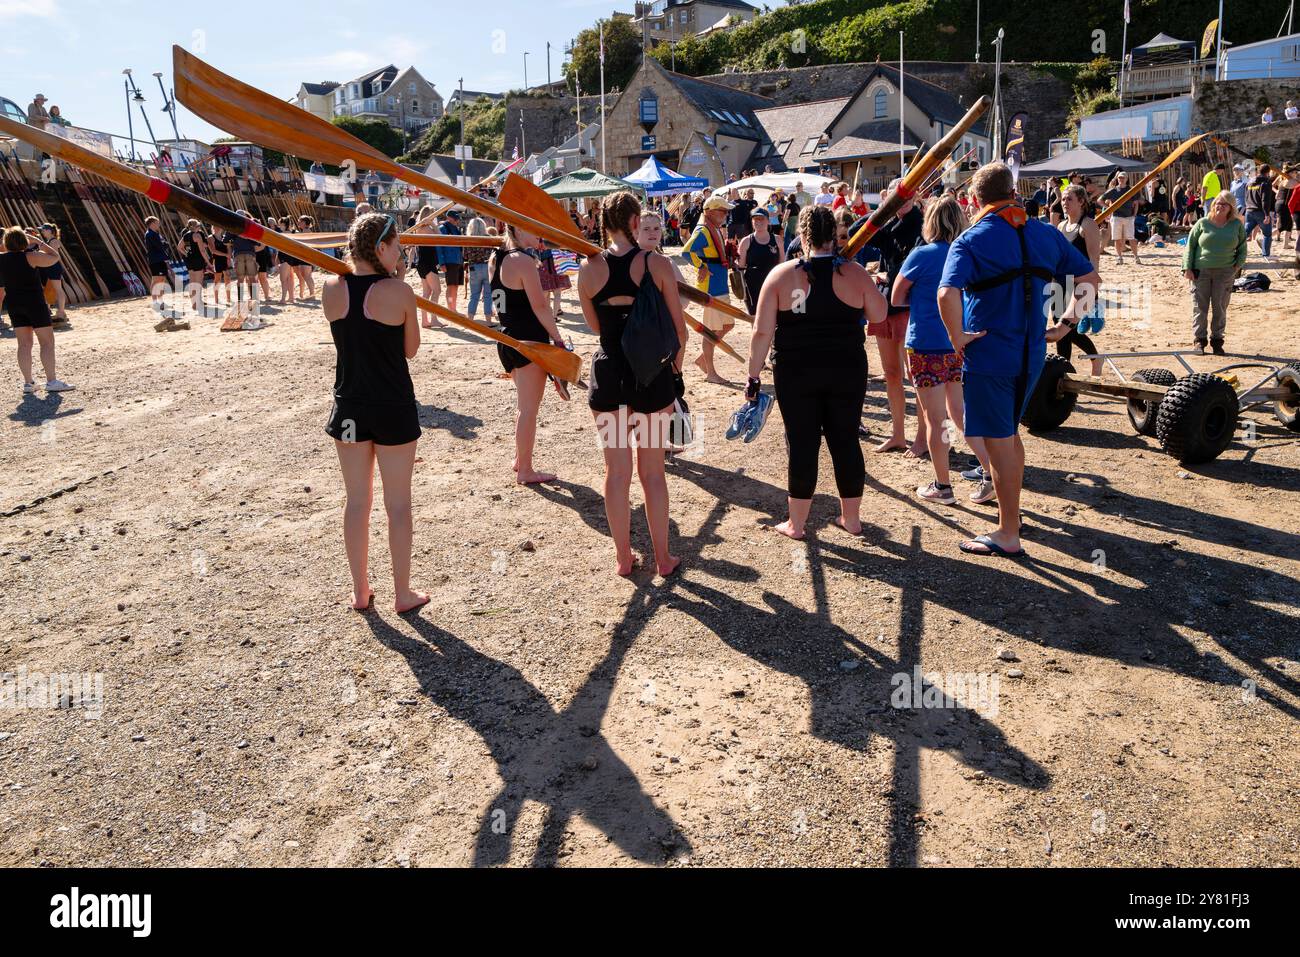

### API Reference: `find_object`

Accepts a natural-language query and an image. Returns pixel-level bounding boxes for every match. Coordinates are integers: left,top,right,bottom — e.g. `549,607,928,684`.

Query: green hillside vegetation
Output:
399,96,507,166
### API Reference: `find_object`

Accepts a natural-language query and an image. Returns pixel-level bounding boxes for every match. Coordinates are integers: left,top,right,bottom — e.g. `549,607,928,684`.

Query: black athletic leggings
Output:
773,357,868,500
1055,330,1097,363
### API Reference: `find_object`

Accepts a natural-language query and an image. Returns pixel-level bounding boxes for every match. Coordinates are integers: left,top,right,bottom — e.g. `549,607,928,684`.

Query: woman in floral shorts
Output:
891,196,994,506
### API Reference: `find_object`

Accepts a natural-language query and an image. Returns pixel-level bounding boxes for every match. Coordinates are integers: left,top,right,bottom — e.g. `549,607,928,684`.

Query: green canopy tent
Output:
538,167,644,200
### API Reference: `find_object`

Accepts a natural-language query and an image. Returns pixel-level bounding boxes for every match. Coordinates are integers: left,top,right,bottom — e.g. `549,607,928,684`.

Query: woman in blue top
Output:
892,197,993,505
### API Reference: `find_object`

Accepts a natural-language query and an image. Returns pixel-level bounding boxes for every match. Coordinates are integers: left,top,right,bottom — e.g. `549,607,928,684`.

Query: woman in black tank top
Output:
407,206,445,329
746,205,886,540
321,213,428,614
577,190,687,578
3,226,73,394
1052,185,1103,376
736,207,784,315
490,224,566,485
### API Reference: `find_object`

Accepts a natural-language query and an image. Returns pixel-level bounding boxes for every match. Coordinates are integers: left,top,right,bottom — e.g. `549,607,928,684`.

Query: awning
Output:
623,155,709,197
1017,145,1153,179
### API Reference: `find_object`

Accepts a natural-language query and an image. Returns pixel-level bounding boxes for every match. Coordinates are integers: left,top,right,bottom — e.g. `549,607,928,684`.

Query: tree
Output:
563,18,643,94
330,116,405,159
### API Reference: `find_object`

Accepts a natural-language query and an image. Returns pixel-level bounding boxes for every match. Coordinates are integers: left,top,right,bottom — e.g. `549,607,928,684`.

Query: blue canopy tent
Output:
623,155,708,197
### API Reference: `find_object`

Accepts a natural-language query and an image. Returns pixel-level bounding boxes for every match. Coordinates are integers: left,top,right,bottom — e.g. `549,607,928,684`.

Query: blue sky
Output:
0,0,640,149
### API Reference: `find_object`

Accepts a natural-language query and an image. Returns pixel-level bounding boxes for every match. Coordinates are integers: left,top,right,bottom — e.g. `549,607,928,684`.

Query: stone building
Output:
600,57,776,184
328,65,444,133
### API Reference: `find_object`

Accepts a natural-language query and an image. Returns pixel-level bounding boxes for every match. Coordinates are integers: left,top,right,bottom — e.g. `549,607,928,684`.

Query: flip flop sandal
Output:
958,534,1026,559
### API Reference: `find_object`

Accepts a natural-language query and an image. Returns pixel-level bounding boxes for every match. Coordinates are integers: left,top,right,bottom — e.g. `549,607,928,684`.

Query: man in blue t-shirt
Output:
939,163,1098,558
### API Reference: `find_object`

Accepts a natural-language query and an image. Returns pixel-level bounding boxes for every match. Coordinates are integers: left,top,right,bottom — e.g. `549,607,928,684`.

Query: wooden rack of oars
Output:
0,143,347,302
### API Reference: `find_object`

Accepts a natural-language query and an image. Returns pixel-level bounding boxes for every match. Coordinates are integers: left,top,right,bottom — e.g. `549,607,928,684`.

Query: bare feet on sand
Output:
396,589,431,614
516,470,557,485
834,517,863,535
657,555,681,577
873,437,908,453
775,520,805,540
616,553,641,576
350,589,374,611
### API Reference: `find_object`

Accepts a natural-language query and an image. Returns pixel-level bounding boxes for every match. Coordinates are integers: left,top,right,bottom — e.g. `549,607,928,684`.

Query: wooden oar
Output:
0,114,582,383
427,157,523,219
841,96,991,261
1094,133,1209,226
171,46,752,327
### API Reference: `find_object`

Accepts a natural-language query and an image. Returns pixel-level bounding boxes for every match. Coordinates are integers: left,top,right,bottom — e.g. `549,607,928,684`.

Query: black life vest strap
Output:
965,221,1052,315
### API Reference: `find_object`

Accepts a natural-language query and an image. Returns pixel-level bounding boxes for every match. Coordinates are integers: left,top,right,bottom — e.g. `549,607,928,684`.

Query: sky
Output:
0,0,641,151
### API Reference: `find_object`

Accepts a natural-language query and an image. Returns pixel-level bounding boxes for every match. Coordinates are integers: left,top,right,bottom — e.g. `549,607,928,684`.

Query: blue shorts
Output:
963,369,1041,440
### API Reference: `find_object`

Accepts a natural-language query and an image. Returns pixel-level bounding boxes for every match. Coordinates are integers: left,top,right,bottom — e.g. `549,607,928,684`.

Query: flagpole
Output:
1120,0,1130,106
1216,0,1225,80
599,20,607,175
899,32,906,175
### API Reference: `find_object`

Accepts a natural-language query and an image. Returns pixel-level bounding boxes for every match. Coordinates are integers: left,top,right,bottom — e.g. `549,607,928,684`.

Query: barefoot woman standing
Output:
491,223,567,485
578,190,686,577
322,213,429,614
747,206,885,539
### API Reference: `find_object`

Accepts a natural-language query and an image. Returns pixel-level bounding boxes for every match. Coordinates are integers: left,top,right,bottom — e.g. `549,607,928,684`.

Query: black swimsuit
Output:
588,248,678,415
0,250,52,329
323,274,421,446
1055,223,1098,363
491,248,549,372
742,232,780,315
772,256,867,501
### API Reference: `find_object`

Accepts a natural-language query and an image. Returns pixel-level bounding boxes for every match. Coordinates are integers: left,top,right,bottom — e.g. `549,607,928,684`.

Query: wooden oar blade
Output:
841,95,989,260
174,45,387,170
498,173,586,243
514,341,583,382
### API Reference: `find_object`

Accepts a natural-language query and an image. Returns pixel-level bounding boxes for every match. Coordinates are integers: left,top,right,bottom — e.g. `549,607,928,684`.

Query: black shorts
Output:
588,347,677,415
324,399,421,446
213,257,228,273
150,262,170,278
443,263,464,286
498,341,538,373
6,294,52,329
1278,205,1294,232
39,262,65,282
415,261,439,279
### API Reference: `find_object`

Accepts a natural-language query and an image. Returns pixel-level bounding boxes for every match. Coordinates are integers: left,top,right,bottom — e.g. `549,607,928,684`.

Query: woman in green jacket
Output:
1182,192,1247,354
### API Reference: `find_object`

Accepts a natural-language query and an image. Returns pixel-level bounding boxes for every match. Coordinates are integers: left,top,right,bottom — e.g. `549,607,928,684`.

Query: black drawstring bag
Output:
621,251,679,388
1233,271,1270,292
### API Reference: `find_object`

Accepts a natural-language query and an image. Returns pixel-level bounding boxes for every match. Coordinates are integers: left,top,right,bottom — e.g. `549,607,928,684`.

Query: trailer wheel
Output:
1126,368,1176,436
1021,355,1077,432
1156,373,1239,463
1274,362,1300,433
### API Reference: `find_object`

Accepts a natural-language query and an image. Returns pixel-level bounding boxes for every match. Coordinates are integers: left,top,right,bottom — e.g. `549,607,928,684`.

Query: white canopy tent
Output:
710,171,838,204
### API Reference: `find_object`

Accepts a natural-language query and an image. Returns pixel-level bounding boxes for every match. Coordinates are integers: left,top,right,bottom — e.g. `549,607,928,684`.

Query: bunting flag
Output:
553,250,581,274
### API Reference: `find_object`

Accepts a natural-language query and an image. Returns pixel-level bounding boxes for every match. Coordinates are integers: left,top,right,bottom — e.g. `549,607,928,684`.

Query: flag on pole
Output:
1123,0,1130,23
512,141,519,161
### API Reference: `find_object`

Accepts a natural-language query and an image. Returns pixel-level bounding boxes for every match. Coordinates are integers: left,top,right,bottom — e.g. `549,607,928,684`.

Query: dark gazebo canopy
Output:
1129,33,1198,67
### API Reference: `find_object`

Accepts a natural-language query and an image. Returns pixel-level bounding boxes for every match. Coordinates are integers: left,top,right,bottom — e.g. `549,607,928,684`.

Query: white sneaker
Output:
960,464,987,481
22,381,36,395
970,479,996,504
45,379,75,392
917,481,956,504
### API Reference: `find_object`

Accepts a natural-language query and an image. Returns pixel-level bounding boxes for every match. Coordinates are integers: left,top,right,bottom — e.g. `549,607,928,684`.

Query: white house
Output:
1219,31,1300,80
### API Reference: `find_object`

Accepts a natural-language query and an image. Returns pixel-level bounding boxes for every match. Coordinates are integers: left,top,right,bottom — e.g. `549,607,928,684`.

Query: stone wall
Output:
1193,78,1300,132
505,93,604,157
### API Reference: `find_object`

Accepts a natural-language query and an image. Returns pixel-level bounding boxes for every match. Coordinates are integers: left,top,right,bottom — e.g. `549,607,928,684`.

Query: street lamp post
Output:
992,28,1005,159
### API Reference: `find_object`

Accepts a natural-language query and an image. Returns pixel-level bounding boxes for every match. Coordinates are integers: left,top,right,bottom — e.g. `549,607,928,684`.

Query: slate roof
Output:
300,81,340,96
818,121,924,162
753,96,850,169
423,153,498,182
660,62,774,141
